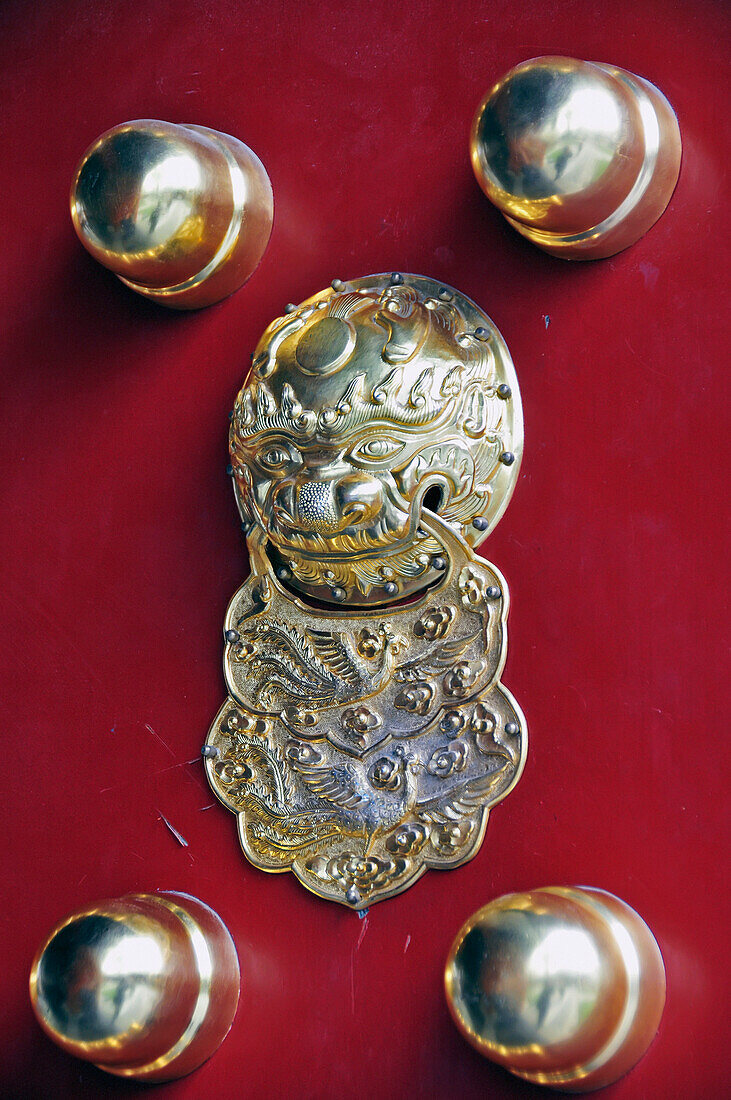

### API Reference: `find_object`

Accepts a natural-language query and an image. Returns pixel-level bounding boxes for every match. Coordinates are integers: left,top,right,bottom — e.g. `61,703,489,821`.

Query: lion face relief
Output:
229,274,522,605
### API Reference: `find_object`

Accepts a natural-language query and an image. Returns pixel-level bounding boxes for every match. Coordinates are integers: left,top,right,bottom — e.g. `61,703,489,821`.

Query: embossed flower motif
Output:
459,564,488,610
427,739,467,778
368,755,404,792
386,822,429,855
232,641,256,662
413,605,455,641
357,627,383,659
470,703,498,753
342,705,381,736
337,857,387,891
440,709,467,735
394,681,434,715
470,702,496,734
309,853,407,897
214,755,253,783
282,706,318,729
443,660,482,697
285,740,322,766
431,820,474,855
220,710,268,736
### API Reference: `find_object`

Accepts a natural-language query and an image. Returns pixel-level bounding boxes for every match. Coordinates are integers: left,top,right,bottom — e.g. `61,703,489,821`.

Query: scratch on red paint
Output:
146,723,176,759
157,809,189,847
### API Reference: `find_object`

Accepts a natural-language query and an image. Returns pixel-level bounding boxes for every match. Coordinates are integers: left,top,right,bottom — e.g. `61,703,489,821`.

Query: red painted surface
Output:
1,2,728,1097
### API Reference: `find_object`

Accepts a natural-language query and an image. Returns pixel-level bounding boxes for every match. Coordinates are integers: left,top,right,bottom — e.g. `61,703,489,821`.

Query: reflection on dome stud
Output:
471,57,682,259
445,886,666,1091
29,892,240,1082
70,119,273,308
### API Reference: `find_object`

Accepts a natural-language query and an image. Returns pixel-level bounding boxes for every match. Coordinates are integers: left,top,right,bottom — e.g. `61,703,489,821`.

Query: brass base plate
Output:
205,517,525,908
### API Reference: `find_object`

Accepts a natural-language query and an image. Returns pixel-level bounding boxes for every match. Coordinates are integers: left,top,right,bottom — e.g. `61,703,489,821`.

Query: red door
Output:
1,2,727,1096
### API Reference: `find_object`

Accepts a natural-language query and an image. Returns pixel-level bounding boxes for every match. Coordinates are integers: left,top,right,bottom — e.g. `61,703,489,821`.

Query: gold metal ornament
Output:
70,120,273,308
204,273,526,907
471,57,682,260
445,887,666,1092
29,892,240,1082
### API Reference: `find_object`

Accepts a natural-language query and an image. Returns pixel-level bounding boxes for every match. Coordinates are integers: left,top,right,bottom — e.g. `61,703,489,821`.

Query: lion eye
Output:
349,437,404,462
260,445,296,470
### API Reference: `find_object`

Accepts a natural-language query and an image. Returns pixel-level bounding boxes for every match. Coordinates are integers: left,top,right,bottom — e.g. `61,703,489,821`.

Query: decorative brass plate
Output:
204,273,526,907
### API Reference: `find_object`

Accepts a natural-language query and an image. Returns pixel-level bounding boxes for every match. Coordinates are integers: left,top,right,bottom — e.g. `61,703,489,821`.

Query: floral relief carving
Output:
368,755,405,793
357,626,384,659
220,709,269,736
341,704,381,748
342,705,381,735
281,706,318,730
394,681,434,715
459,563,489,610
430,820,474,855
470,702,499,753
214,756,253,783
427,739,468,778
386,822,429,855
413,605,455,640
308,852,408,898
443,659,485,696
285,740,323,767
440,709,467,735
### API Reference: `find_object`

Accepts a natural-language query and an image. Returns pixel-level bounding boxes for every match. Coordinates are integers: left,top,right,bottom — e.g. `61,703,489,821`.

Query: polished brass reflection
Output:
70,120,273,308
29,892,239,1082
33,913,167,1046
471,57,681,259
445,887,666,1092
205,273,526,908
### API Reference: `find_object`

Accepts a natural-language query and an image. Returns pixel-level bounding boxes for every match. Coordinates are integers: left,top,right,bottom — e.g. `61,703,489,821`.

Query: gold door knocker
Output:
203,273,526,907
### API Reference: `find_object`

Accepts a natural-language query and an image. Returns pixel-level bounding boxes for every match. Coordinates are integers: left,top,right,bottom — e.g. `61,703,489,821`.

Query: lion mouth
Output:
268,507,414,559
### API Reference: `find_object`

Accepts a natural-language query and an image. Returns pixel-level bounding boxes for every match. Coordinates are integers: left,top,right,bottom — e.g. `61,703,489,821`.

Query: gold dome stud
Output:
70,120,273,308
471,57,681,259
29,892,240,1082
445,887,666,1092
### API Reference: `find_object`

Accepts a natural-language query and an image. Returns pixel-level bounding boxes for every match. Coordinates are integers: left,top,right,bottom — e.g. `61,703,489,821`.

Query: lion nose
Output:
294,474,384,534
296,481,340,534
335,473,383,527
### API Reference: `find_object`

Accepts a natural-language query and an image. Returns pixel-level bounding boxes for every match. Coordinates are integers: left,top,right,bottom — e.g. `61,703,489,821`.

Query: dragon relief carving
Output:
230,618,406,709
204,274,525,907
205,512,525,907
